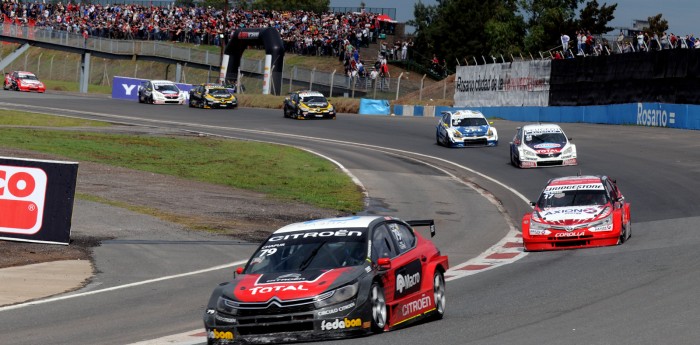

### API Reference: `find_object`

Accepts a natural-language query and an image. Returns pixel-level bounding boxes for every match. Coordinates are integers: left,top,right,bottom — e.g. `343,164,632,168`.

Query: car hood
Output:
224,266,363,303
536,205,609,224
455,125,489,136
20,79,42,85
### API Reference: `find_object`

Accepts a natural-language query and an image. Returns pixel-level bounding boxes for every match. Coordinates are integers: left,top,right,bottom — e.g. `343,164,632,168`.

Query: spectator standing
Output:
401,40,408,60
577,31,585,55
661,32,669,49
637,32,645,51
560,33,570,51
82,26,89,48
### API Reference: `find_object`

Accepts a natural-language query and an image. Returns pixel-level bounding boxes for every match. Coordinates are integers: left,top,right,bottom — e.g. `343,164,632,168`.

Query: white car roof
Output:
150,80,177,85
522,123,564,133
274,216,383,234
298,91,325,97
451,110,486,119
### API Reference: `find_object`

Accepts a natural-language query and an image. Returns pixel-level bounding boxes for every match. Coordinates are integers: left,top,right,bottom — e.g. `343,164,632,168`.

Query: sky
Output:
328,0,697,36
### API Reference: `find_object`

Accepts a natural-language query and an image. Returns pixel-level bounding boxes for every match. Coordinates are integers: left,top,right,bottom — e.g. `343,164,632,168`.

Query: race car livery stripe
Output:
393,307,437,327
548,178,600,185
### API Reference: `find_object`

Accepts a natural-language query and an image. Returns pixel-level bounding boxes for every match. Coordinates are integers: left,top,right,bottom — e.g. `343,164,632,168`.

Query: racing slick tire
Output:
370,282,387,333
138,94,144,103
432,271,446,320
2,81,7,90
619,220,632,244
510,151,517,167
296,109,304,120
283,106,289,118
188,98,195,108
148,95,154,104
442,134,450,148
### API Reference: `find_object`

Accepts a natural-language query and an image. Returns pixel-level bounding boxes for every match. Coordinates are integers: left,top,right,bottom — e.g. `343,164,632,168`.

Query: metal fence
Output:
1,24,431,101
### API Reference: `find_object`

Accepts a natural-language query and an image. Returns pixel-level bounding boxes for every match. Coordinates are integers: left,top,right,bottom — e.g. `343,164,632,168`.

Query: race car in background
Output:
435,110,498,147
283,90,336,119
137,80,186,105
509,123,577,168
189,83,238,109
522,175,631,251
3,71,46,93
203,216,448,344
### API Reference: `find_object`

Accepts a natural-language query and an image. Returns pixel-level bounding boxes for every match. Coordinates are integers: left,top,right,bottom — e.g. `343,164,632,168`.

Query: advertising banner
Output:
0,157,78,245
454,60,551,107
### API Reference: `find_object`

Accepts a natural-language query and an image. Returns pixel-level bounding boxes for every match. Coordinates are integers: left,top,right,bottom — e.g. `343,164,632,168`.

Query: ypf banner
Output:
0,157,78,245
454,60,551,107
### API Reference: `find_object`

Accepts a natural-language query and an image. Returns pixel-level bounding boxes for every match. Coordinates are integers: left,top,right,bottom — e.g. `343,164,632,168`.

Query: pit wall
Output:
392,103,700,131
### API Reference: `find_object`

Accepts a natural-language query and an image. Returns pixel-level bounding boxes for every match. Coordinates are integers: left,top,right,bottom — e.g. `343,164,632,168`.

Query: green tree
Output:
411,0,525,70
519,0,582,52
643,13,669,36
253,0,329,13
577,0,617,34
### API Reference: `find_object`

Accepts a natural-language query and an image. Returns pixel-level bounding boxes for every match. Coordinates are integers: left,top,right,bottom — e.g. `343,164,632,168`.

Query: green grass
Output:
0,127,364,212
0,110,111,127
43,79,114,94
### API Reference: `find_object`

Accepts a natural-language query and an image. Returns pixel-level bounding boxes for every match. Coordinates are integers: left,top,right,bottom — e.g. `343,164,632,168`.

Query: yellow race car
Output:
283,90,336,119
189,83,238,109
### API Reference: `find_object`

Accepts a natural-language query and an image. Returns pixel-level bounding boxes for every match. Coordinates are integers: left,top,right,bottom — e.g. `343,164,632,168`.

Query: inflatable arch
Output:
220,28,285,95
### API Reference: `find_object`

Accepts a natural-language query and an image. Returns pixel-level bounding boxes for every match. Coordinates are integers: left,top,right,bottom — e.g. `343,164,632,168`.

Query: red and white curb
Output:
445,229,524,281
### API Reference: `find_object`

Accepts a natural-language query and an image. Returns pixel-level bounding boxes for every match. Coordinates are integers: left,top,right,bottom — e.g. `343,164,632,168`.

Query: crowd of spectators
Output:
0,0,400,57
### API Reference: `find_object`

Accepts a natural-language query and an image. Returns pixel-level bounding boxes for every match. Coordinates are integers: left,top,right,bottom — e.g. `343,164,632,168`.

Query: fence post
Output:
37,53,42,76
309,67,315,91
395,72,404,100
443,77,447,99
329,69,336,97
49,56,54,79
24,52,28,71
419,74,427,101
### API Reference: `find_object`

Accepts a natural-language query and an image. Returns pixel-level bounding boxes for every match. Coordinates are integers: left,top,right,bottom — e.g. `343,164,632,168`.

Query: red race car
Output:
522,175,631,251
203,216,448,344
3,71,46,93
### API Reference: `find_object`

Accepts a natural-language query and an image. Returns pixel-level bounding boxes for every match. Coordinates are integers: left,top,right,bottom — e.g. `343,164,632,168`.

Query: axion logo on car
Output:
320,318,362,331
540,207,600,216
0,165,47,235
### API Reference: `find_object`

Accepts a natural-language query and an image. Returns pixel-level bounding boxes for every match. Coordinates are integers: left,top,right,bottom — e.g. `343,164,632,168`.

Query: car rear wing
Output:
406,219,436,237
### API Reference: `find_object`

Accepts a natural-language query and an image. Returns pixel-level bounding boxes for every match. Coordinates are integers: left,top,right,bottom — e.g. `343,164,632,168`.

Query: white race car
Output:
435,110,498,147
509,123,577,168
137,80,186,105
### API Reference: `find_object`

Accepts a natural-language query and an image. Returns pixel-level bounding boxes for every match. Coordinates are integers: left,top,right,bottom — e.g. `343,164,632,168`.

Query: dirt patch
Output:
0,127,349,268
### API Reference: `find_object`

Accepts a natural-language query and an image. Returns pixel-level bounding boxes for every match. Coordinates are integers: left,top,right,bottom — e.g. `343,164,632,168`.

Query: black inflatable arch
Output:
224,28,285,95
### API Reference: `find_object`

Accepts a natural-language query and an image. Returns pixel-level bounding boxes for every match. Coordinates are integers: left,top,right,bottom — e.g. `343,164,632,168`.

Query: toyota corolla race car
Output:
435,110,498,147
189,83,238,109
509,123,577,168
203,216,449,344
137,80,186,104
3,71,46,93
522,175,631,251
283,90,336,119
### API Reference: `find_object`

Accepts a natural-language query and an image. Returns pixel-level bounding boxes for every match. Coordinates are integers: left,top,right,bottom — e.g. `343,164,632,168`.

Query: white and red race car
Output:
509,123,577,168
3,71,46,93
522,175,631,251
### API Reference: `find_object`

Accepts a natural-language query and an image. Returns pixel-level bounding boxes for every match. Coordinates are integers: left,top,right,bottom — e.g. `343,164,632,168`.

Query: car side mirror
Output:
233,267,243,279
568,137,573,141
377,258,391,271
530,201,536,206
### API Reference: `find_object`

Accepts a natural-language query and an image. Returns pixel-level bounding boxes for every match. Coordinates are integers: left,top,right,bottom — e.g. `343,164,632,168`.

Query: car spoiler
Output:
406,219,436,237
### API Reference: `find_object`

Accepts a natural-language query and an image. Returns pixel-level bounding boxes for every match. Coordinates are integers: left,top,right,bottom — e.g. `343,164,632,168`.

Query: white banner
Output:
454,60,551,107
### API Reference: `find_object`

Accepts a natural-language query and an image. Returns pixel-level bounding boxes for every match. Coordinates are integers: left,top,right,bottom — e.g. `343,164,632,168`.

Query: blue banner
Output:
111,76,193,102
359,99,390,115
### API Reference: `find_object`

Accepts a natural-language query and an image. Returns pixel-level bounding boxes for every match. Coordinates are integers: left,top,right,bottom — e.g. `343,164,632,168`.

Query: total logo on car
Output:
203,216,448,344
509,123,577,168
522,175,632,251
435,110,498,147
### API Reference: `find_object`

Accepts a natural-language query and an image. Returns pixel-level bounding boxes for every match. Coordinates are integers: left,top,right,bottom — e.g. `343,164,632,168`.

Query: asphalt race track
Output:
2,91,700,345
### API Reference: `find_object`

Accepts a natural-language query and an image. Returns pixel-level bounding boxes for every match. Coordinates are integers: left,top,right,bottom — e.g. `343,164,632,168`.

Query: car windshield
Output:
19,74,38,80
453,117,487,127
537,189,609,208
524,132,567,146
208,88,230,96
246,229,367,274
155,84,179,92
301,96,326,103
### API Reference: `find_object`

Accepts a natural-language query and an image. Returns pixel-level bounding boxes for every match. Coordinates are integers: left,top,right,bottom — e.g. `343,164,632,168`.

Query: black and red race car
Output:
3,71,46,93
522,175,631,251
203,216,449,344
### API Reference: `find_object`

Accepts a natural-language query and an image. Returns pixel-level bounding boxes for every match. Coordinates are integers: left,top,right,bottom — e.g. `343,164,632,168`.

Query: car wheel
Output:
432,271,446,320
510,151,516,166
370,282,386,333
2,82,7,90
138,94,144,103
148,96,154,104
442,135,450,148
283,107,289,118
620,220,632,244
188,98,195,108
296,109,304,120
